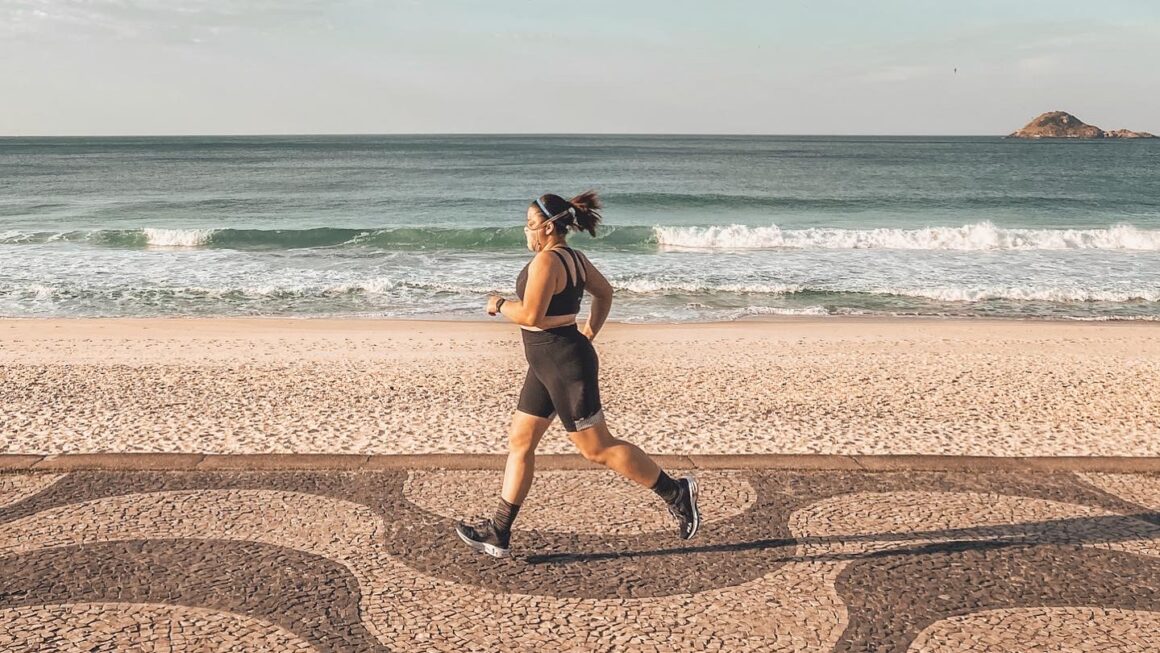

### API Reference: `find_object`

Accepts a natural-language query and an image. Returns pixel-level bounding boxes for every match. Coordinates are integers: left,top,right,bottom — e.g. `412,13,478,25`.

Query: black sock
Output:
650,470,681,504
493,498,521,534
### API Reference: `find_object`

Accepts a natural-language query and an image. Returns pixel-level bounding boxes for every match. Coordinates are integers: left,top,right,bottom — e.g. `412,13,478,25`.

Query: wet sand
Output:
1,317,1157,456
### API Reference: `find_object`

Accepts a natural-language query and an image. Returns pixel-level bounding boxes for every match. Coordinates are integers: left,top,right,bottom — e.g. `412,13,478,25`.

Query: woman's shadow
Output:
524,511,1160,565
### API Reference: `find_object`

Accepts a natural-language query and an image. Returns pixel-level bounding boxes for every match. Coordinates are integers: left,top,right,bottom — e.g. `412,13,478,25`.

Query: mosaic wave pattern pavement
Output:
1,468,1159,652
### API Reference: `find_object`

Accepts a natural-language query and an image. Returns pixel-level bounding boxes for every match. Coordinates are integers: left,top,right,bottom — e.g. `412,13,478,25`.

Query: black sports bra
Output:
515,247,586,316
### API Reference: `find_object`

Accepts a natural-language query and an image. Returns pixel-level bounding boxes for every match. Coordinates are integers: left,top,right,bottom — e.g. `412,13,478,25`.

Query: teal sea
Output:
1,135,1158,321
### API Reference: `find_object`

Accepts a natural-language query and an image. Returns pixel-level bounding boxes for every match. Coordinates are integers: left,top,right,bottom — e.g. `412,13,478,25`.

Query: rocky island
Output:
1008,111,1155,139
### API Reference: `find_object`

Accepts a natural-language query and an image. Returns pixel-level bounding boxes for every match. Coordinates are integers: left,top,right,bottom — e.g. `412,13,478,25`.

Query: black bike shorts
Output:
516,324,605,432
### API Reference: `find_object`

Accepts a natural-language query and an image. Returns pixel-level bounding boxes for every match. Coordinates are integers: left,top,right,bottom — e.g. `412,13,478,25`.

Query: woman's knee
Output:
571,426,616,464
579,443,610,464
508,412,548,457
507,429,537,457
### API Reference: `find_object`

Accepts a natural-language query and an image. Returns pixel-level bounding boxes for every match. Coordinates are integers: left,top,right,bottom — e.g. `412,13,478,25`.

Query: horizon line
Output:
0,131,1019,139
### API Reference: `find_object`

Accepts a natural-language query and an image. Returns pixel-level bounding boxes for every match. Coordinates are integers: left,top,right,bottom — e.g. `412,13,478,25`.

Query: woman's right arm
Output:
498,252,556,328
578,253,612,340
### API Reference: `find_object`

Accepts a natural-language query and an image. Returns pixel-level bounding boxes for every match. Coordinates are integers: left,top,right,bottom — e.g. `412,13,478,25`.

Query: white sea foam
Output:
260,279,1160,305
654,222,1160,251
28,284,57,300
142,228,216,248
330,280,500,295
613,279,804,294
188,279,502,298
0,230,79,244
1059,315,1160,322
872,286,1160,303
0,230,40,244
734,305,831,317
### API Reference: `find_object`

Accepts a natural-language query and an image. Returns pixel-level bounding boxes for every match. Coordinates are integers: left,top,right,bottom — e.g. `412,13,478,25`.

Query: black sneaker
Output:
455,519,511,558
667,475,701,540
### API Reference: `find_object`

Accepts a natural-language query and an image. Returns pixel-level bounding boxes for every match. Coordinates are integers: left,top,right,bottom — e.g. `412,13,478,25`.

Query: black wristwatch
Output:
495,297,506,314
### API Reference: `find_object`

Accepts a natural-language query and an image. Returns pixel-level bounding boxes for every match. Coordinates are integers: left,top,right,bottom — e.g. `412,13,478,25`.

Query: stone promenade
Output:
2,455,1160,652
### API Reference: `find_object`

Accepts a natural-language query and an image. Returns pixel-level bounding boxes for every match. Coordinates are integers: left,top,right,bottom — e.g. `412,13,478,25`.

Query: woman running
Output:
455,189,700,558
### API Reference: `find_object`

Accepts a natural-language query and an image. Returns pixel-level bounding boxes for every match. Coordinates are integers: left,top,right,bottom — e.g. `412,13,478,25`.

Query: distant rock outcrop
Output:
1007,111,1155,139
1103,128,1157,139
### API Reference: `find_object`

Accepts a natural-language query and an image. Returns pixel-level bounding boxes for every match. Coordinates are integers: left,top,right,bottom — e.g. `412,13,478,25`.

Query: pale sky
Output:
2,0,1158,136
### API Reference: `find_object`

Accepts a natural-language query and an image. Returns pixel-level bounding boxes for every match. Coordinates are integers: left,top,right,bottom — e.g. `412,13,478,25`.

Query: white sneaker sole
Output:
684,475,701,539
456,527,511,558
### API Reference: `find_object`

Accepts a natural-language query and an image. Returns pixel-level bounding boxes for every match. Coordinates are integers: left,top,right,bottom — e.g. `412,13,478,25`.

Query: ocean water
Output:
1,135,1158,322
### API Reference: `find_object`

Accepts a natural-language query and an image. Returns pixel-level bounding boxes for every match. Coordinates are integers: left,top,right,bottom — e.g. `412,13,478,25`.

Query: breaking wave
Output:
654,222,1160,251
4,222,1160,252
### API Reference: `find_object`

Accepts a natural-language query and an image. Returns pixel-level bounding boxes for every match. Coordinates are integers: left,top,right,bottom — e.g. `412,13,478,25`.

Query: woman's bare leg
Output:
568,418,701,540
567,420,661,487
500,410,554,505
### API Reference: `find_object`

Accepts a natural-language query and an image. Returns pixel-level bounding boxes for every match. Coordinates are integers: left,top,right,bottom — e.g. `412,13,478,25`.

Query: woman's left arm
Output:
577,252,612,340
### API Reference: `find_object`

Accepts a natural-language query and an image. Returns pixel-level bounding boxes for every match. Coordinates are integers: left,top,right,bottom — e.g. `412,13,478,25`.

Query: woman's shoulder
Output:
529,249,563,269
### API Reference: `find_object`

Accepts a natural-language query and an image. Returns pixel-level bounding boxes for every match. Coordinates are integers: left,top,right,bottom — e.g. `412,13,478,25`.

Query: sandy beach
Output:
1,317,1157,456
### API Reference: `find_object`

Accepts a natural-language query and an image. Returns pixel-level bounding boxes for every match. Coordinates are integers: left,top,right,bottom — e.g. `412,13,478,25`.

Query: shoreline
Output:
4,313,1155,329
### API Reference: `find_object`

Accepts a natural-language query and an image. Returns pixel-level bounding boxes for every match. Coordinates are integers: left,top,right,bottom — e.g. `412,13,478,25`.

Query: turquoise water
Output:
1,135,1158,321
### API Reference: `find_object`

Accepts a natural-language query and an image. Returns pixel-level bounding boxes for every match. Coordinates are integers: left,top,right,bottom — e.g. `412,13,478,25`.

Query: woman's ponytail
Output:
567,189,603,237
